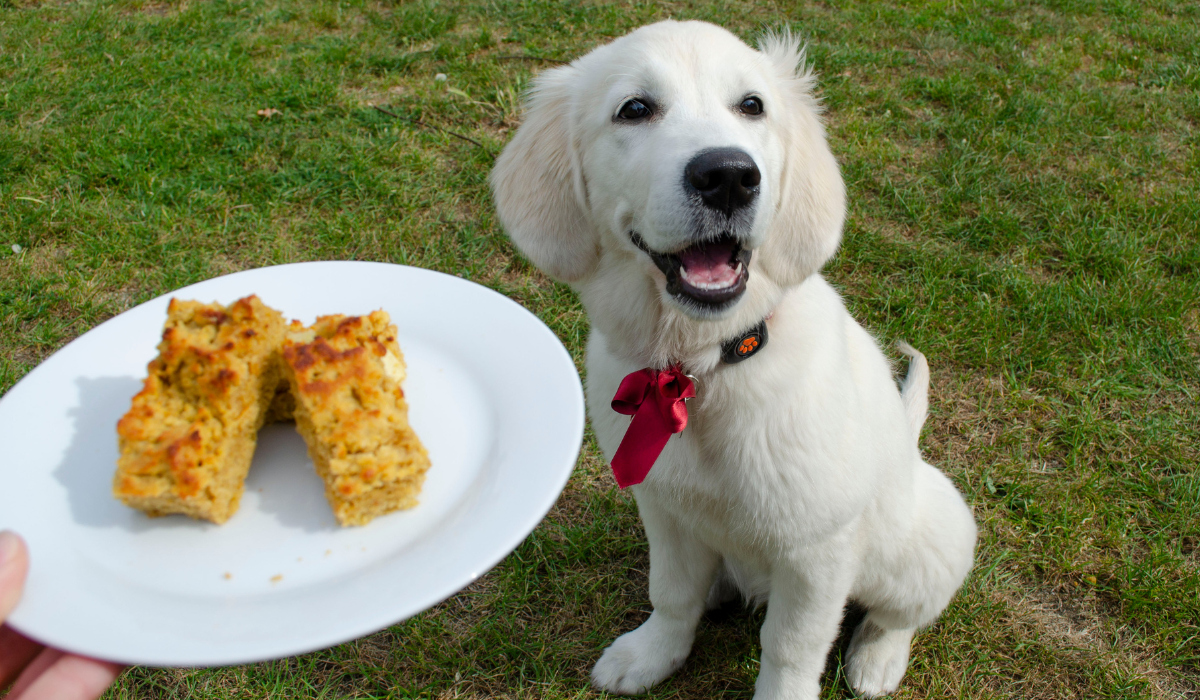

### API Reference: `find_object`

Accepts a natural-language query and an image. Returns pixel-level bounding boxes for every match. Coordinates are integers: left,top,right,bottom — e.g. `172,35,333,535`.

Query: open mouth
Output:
631,232,751,309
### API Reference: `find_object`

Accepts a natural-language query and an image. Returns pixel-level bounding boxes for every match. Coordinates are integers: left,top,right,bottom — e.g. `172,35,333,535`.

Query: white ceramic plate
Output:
0,261,584,667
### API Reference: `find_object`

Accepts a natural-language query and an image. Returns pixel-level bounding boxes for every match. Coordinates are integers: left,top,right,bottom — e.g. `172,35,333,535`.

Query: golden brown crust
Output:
282,311,430,526
113,295,285,524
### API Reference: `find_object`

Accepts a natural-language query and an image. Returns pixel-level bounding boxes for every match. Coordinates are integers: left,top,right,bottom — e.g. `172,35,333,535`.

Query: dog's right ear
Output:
490,66,598,283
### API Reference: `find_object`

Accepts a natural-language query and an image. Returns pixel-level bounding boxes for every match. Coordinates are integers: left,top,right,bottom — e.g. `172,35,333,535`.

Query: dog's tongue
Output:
679,239,739,288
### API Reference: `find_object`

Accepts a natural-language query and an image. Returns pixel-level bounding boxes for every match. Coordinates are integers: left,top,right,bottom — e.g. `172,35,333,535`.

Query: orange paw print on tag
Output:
738,337,759,355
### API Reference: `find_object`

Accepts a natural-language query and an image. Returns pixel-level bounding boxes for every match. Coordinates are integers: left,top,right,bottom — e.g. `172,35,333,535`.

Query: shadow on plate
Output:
52,376,203,533
54,376,338,534
248,423,339,533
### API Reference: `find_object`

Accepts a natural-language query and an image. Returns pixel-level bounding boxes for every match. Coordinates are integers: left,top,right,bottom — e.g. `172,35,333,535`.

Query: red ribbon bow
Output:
609,366,696,488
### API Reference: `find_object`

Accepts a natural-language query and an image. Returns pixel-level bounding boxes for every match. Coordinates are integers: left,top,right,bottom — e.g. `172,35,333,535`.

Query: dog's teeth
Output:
681,267,739,290
679,261,746,291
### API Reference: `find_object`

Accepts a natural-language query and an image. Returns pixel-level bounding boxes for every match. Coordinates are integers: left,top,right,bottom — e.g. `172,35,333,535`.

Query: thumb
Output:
0,530,30,621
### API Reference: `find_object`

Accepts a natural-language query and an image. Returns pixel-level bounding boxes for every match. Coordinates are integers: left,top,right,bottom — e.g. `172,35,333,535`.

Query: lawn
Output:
1,0,1198,697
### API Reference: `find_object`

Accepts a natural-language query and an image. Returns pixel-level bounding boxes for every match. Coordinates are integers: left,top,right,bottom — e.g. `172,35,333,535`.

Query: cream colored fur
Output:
491,20,977,699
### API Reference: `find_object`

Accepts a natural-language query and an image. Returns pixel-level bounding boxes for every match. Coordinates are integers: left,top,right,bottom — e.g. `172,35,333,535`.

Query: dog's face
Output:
571,25,787,315
492,20,845,320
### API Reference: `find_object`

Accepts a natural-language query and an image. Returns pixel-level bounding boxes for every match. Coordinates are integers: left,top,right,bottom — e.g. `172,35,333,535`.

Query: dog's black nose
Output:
683,148,761,215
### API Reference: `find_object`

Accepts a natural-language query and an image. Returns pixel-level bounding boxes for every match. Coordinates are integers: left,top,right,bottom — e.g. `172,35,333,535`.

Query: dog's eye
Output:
617,99,652,120
739,96,764,116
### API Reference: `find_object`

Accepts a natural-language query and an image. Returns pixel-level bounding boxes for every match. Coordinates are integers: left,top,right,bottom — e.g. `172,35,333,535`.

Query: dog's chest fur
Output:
585,275,917,563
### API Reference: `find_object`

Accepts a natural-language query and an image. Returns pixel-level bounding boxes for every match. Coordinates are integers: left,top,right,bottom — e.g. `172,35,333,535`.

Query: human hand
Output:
0,530,124,699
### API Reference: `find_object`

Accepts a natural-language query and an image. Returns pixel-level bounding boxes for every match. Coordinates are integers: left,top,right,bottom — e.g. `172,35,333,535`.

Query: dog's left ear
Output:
756,32,846,287
490,66,598,283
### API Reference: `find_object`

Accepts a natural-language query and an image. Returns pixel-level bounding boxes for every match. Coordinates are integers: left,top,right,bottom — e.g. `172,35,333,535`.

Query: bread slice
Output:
113,295,285,524
281,311,430,526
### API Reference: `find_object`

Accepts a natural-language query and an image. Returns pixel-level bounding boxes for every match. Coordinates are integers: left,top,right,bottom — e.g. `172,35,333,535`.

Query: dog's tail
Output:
896,341,929,445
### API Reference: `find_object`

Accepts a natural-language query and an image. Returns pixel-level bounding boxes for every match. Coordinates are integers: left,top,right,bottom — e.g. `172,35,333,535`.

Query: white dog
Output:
490,20,976,699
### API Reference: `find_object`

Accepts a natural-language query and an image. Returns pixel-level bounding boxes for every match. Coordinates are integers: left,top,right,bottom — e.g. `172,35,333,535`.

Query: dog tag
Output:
720,319,768,364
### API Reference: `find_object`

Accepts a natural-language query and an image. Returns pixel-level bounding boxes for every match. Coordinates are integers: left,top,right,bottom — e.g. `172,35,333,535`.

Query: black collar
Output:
720,318,768,364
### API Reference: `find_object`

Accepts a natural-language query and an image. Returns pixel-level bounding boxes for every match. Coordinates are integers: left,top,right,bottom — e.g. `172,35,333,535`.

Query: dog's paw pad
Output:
844,620,914,698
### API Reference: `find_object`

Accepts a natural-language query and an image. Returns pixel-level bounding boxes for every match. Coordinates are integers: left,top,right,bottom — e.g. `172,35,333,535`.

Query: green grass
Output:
2,0,1198,697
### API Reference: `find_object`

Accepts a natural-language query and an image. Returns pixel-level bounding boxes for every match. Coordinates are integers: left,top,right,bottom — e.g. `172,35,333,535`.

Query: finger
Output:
0,530,30,621
7,649,123,700
5,647,64,698
0,625,44,692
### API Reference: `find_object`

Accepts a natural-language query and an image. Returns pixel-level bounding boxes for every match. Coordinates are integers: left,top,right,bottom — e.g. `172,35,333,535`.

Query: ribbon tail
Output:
610,398,675,489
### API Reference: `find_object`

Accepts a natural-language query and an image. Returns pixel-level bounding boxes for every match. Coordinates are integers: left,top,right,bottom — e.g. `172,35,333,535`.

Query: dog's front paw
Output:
844,620,914,697
591,615,694,695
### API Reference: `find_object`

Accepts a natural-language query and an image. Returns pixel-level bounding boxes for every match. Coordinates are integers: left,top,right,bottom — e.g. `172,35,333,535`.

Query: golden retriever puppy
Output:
491,20,976,699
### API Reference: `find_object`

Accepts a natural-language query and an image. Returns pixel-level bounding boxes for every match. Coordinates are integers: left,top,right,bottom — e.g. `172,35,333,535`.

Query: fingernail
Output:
0,531,19,568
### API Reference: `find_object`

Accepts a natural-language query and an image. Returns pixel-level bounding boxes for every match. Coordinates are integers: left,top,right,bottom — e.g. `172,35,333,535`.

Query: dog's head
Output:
491,20,845,320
